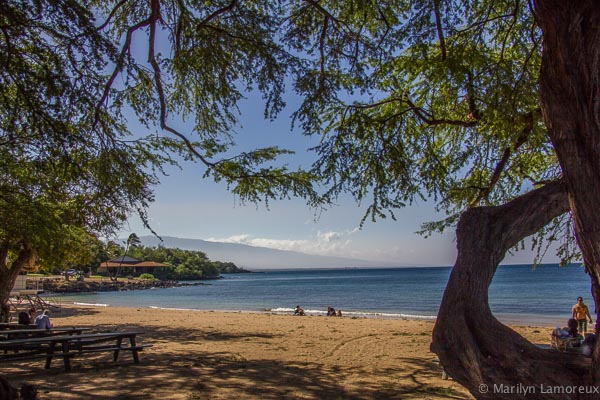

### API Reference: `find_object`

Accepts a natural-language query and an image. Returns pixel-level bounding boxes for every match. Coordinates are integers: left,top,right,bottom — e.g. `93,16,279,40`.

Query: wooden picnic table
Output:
0,323,37,330
0,327,92,340
0,331,150,372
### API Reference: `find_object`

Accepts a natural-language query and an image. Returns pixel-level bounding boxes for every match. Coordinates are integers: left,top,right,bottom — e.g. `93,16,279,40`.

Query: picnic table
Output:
0,327,91,340
0,323,37,330
0,331,150,371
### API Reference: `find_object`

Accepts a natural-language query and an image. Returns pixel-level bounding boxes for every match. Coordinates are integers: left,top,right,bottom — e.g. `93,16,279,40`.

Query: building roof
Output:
99,259,170,268
107,256,140,264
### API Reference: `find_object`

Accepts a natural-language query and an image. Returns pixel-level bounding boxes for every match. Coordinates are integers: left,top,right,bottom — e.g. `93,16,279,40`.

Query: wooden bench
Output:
0,323,37,331
0,327,91,341
0,331,151,372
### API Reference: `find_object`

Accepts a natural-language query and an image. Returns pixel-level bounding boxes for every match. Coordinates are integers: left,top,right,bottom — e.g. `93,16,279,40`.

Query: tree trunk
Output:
431,180,596,399
0,244,34,306
535,0,600,383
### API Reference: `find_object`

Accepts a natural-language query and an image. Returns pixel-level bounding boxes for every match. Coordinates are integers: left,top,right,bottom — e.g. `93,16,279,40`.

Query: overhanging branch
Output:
196,0,237,31
433,0,447,60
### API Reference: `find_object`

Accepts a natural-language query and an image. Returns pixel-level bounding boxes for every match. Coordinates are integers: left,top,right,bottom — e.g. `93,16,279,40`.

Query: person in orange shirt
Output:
572,297,593,333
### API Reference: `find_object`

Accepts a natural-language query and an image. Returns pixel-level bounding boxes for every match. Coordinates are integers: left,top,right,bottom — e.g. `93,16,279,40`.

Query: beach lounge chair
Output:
550,328,580,352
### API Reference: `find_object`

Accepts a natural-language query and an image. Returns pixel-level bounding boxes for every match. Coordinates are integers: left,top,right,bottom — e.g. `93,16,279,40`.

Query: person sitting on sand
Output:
294,305,305,316
17,311,30,325
555,318,584,349
28,307,36,323
582,332,596,357
337,309,342,317
34,310,52,330
327,306,336,316
566,318,583,341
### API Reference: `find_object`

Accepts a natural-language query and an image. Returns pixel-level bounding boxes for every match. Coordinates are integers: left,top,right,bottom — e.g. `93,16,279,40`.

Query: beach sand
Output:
2,305,551,399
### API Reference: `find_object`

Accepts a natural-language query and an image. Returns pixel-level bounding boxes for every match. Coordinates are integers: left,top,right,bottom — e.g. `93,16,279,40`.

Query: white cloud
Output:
206,228,361,257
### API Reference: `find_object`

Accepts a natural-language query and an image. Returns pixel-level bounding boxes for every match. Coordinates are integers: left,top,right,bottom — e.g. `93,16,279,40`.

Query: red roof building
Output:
97,257,171,277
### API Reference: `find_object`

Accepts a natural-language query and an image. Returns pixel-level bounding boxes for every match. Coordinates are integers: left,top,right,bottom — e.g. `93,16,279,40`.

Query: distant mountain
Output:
136,235,401,270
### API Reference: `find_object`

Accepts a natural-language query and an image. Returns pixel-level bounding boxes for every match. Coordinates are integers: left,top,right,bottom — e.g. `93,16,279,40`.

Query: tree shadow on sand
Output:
4,351,469,399
2,321,470,399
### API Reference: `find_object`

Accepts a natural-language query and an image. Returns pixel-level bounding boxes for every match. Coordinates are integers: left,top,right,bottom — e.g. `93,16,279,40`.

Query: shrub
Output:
139,273,156,280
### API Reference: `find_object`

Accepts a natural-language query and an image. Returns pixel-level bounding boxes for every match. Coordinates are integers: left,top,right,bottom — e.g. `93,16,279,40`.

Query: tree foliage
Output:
298,2,557,225
1,1,574,292
102,242,247,280
87,0,567,245
0,0,325,300
0,2,582,292
0,1,179,296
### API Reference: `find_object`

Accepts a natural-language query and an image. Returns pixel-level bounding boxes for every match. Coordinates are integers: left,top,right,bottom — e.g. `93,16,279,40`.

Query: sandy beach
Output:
2,305,551,399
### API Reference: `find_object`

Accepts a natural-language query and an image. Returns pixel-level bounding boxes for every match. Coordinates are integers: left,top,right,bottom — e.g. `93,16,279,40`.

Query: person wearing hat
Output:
572,297,593,333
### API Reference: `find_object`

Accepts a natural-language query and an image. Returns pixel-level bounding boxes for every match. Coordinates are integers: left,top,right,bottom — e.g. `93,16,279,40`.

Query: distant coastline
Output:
34,277,211,294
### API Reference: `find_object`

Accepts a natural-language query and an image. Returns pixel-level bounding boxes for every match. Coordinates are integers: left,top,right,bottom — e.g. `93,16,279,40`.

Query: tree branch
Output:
1,25,12,69
433,0,447,60
348,96,478,128
146,0,216,169
404,97,477,127
196,0,237,31
454,11,517,35
432,179,582,398
318,15,328,93
95,17,152,127
0,247,8,275
303,0,343,32
97,0,129,31
465,71,480,121
469,110,538,206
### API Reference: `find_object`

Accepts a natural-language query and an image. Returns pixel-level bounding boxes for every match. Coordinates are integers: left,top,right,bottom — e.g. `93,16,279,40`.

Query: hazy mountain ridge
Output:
137,235,402,270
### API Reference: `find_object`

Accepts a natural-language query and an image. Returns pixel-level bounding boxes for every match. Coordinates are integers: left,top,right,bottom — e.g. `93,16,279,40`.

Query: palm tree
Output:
109,234,141,282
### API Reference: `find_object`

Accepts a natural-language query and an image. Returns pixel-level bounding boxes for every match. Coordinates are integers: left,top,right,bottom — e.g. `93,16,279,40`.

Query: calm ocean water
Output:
57,264,592,326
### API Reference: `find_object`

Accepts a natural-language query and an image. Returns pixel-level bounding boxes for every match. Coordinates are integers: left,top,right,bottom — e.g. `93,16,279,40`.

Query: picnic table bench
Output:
0,331,151,371
0,327,91,340
0,323,37,330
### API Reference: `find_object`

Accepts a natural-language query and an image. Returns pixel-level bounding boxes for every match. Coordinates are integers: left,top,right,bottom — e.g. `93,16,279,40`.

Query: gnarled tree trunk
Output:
0,243,34,307
432,2,600,397
431,180,595,399
535,0,600,383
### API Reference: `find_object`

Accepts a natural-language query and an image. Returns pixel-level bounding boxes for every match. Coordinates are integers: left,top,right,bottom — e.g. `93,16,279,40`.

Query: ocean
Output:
56,263,592,326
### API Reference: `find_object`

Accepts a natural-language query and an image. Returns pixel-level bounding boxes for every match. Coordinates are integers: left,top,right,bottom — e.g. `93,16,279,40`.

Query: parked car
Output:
61,269,80,277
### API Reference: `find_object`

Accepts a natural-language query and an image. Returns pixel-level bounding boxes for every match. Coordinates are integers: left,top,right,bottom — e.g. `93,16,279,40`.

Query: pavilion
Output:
97,256,171,278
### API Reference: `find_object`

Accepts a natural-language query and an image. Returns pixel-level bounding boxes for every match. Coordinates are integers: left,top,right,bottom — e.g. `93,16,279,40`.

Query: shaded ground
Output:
1,306,483,399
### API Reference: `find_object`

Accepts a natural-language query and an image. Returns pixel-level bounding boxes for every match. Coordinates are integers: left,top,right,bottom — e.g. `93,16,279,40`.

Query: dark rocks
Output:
34,278,207,294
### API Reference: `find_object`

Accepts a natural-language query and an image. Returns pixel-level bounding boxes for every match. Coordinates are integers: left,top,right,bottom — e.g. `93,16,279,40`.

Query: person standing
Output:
572,297,593,333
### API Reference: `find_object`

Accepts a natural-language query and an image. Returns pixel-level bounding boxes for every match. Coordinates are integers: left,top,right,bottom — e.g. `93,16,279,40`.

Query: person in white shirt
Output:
34,310,53,330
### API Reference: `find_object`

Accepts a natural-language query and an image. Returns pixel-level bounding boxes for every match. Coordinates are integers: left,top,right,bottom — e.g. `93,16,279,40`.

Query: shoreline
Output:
61,300,560,327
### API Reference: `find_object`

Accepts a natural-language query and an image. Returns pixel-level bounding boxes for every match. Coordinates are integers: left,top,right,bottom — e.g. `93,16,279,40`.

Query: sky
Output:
118,86,562,267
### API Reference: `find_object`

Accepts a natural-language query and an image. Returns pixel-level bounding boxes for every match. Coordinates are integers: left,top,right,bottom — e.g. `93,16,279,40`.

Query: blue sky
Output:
118,86,561,267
